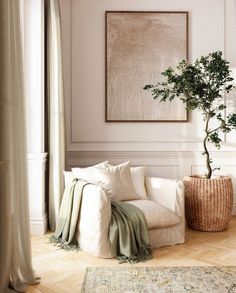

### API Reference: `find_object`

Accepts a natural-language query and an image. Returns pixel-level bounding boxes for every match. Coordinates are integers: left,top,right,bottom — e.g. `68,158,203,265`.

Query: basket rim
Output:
183,175,232,181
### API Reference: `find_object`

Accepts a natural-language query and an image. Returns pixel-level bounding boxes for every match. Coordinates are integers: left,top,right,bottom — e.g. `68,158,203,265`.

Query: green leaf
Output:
143,84,153,90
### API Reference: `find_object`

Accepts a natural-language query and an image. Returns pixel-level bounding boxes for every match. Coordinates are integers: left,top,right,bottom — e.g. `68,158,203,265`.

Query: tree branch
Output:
208,125,222,134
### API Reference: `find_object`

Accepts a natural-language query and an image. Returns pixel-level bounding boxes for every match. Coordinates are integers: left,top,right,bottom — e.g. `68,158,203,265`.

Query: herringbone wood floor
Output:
27,217,236,293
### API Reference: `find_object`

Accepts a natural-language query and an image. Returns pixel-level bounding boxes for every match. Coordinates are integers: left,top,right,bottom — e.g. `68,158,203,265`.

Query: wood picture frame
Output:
105,11,189,122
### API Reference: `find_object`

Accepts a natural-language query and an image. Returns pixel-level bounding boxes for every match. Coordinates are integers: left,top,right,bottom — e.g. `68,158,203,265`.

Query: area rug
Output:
81,266,236,293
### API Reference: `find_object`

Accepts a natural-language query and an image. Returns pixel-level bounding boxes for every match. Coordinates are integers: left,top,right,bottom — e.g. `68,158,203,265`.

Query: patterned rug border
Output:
82,266,236,293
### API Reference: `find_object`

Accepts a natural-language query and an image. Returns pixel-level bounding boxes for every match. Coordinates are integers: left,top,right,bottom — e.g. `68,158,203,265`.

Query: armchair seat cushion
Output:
125,199,180,229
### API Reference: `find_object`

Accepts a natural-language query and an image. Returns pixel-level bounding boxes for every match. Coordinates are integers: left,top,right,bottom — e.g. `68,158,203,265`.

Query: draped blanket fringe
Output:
50,179,152,263
49,235,79,251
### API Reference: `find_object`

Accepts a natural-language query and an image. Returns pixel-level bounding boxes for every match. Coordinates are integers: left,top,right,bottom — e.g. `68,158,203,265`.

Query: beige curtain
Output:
47,0,66,231
0,0,40,292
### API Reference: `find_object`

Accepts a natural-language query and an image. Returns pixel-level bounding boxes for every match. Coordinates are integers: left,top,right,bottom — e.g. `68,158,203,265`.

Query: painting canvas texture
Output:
106,12,188,122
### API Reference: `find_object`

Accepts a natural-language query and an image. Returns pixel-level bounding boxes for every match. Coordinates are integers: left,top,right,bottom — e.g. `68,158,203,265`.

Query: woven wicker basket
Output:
183,175,233,232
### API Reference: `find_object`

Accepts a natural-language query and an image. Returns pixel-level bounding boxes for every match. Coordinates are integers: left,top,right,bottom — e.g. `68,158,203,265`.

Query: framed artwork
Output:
105,11,189,122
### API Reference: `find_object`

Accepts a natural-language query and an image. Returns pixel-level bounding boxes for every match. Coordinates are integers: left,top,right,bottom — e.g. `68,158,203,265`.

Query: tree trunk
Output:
204,116,212,179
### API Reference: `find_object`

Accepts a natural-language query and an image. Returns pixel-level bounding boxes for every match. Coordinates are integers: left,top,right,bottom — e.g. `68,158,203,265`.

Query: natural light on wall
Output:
21,0,47,235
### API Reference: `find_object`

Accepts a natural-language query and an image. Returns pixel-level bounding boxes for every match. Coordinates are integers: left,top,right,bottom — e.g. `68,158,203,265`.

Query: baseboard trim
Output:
30,215,48,235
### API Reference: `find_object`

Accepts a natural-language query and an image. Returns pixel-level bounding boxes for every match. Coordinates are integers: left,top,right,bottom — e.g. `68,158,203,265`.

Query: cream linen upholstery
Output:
75,176,185,258
145,177,184,217
76,184,113,258
125,200,180,229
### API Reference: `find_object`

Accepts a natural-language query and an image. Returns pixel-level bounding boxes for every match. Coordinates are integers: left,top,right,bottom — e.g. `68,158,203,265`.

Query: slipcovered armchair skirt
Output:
76,177,185,258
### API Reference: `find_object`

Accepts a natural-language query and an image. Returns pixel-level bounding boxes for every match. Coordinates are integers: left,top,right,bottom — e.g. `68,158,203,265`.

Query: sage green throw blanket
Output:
51,179,152,262
110,201,152,263
50,178,90,249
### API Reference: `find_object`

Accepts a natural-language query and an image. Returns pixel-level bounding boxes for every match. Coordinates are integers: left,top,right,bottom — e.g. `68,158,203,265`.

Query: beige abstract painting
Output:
106,11,188,122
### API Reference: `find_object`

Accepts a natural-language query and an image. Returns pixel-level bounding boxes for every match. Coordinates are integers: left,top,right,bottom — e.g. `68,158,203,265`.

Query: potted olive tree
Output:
144,51,236,232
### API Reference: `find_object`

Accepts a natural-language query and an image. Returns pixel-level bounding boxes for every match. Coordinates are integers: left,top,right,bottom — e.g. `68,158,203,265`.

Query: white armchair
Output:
76,177,185,258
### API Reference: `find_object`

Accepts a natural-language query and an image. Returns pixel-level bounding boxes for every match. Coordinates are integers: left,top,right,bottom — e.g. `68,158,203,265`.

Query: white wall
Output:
60,0,236,212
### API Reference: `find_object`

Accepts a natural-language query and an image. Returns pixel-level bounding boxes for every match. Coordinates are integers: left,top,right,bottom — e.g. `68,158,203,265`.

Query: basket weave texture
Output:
183,176,233,232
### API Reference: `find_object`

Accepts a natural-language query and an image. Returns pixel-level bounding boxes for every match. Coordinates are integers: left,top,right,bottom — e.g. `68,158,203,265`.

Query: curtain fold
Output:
47,0,66,231
0,0,40,292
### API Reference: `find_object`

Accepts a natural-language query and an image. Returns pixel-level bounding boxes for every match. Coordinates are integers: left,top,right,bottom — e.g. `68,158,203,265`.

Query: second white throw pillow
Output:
130,166,147,199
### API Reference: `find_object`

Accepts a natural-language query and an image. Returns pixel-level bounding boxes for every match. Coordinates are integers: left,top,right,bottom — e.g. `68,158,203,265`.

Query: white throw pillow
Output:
106,161,139,201
72,161,108,184
72,161,139,201
67,161,107,186
130,166,147,199
64,162,108,187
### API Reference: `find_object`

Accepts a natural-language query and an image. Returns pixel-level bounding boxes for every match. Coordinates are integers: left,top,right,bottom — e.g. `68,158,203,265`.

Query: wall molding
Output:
67,141,236,153
66,150,236,161
71,140,203,144
66,0,230,146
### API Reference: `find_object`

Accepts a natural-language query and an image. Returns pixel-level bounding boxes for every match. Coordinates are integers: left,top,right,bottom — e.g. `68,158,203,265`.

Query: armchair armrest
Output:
76,184,113,258
145,177,184,217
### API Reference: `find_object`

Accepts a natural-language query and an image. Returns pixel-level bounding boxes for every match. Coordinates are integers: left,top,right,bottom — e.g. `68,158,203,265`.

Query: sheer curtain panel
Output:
47,0,66,231
0,0,40,292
